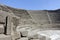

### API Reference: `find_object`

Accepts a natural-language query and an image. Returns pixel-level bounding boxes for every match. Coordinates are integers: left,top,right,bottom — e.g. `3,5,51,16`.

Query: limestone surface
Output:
0,24,4,34
0,4,60,40
0,34,11,40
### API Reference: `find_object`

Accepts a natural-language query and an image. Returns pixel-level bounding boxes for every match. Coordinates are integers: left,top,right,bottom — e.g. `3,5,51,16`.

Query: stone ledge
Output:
0,34,11,40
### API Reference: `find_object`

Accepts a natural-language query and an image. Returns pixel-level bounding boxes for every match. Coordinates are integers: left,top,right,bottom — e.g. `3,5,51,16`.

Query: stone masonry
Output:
0,4,60,40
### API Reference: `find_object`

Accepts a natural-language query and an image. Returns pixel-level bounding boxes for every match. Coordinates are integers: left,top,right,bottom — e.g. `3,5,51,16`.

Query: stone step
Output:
0,24,4,34
17,37,28,40
30,39,40,40
20,30,28,37
0,34,11,40
11,32,21,40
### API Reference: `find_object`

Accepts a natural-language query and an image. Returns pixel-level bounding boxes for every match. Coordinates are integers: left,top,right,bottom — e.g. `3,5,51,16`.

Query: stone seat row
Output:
16,27,60,40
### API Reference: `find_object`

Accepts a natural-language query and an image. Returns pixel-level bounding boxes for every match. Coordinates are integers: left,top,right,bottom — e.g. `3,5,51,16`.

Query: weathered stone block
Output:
29,34,39,39
11,32,21,40
0,24,4,34
46,37,51,40
39,36,46,40
30,39,40,40
28,32,39,39
0,34,11,40
0,15,5,24
6,16,11,35
17,37,28,40
20,30,28,37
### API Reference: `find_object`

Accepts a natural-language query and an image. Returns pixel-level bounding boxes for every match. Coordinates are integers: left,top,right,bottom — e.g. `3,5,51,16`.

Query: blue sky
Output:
0,0,60,10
